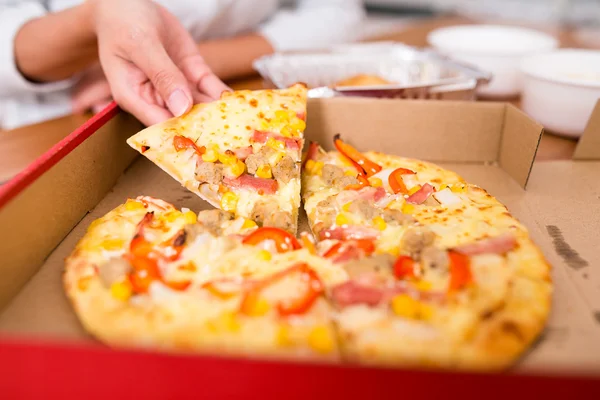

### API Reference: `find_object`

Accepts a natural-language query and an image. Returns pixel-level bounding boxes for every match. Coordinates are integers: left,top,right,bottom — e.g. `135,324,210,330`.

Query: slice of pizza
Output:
127,84,307,234
64,196,346,362
301,135,465,258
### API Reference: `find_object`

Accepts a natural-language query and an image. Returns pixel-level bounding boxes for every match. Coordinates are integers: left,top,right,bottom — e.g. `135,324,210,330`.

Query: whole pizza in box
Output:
63,85,551,371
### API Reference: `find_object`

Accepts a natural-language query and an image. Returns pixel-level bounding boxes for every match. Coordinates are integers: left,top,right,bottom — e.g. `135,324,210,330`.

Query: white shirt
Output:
0,0,364,129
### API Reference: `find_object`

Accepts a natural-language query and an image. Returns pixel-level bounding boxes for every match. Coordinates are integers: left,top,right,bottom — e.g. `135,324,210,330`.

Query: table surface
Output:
0,16,582,182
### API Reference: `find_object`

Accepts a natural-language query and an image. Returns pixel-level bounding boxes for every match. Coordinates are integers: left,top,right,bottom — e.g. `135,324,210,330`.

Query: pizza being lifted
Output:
65,86,552,371
127,84,307,234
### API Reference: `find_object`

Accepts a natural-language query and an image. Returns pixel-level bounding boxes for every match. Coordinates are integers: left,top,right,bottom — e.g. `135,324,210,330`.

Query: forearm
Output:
198,33,274,81
14,2,97,82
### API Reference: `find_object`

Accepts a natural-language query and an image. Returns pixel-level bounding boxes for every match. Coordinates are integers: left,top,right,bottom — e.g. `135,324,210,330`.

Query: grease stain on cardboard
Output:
546,225,589,270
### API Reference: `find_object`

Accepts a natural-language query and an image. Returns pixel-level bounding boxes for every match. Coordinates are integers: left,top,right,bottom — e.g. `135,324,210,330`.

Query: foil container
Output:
253,43,492,100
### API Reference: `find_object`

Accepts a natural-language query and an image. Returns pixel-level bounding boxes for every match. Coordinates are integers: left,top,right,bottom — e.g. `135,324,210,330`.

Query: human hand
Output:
89,0,230,126
71,63,113,115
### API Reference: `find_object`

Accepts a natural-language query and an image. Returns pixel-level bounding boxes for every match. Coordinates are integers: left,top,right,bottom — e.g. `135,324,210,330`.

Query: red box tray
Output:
0,103,599,399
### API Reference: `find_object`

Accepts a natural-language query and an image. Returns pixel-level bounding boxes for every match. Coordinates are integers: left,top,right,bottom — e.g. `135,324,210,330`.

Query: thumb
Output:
130,40,193,117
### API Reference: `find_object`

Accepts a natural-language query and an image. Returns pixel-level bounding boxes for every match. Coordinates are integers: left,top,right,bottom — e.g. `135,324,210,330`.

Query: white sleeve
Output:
0,1,74,97
258,0,365,52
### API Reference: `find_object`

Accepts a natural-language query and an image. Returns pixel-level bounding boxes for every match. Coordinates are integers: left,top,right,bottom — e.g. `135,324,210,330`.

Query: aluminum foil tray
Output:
253,43,492,100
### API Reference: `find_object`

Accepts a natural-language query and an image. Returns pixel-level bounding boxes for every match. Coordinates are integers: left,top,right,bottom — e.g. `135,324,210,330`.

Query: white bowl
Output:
427,25,558,98
520,49,600,138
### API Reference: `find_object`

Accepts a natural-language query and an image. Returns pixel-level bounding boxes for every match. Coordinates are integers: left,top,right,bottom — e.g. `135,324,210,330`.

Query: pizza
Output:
64,196,346,361
64,85,552,371
301,136,552,369
127,84,308,234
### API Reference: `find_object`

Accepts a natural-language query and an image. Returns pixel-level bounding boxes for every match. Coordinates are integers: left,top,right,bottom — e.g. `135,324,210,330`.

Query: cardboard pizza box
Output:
0,99,599,397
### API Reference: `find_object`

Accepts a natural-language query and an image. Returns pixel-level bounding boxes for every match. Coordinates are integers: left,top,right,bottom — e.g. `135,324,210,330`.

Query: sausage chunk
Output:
401,226,436,258
272,155,297,184
333,175,358,190
98,257,132,288
315,197,337,228
195,162,224,184
322,164,344,185
343,253,395,282
421,246,450,271
250,200,279,225
244,147,276,175
382,209,416,225
263,211,294,232
197,209,234,234
348,199,377,220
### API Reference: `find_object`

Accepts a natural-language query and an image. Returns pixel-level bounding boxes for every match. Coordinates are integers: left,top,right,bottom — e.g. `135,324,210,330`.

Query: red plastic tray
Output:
0,104,599,399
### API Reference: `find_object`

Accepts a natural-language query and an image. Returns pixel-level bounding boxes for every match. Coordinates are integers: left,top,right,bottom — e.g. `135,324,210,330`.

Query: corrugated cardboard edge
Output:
0,109,142,311
498,105,544,189
573,100,600,160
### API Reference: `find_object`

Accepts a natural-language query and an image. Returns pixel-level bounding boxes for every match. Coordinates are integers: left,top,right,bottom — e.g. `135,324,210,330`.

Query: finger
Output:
72,78,112,113
157,8,230,100
191,90,212,104
92,101,113,114
129,36,194,117
100,54,173,126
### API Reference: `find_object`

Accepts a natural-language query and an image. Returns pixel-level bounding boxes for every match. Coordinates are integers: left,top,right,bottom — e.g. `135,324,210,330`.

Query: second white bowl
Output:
427,25,558,98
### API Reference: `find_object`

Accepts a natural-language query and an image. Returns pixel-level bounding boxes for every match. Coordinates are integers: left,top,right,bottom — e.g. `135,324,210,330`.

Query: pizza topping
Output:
448,250,473,292
319,225,380,241
240,263,324,317
232,146,253,160
388,168,416,194
347,199,378,220
330,280,384,308
195,162,225,185
202,279,242,299
322,164,344,185
98,257,132,288
302,141,321,167
300,232,317,255
277,265,324,316
343,253,395,280
406,183,435,205
244,146,276,175
196,210,234,235
252,130,301,150
382,208,416,225
223,174,279,194
454,233,517,256
242,227,301,253
173,135,205,156
391,294,433,321
333,134,382,177
335,175,360,190
324,239,376,263
393,255,416,279
420,246,450,271
271,155,297,183
250,200,279,226
263,211,294,232
432,188,462,206
401,226,436,258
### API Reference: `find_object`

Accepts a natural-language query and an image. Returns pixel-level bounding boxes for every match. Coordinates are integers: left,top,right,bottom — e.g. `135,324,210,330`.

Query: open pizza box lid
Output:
0,98,599,397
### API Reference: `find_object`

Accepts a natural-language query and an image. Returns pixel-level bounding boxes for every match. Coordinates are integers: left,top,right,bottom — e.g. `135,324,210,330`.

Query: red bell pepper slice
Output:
277,265,324,316
448,250,472,292
173,135,206,156
302,141,321,168
334,134,382,177
393,255,416,279
242,227,302,253
388,167,415,195
239,263,324,317
126,213,191,293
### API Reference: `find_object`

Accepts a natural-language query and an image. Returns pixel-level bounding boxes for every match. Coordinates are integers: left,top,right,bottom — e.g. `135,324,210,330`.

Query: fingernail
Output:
167,89,190,117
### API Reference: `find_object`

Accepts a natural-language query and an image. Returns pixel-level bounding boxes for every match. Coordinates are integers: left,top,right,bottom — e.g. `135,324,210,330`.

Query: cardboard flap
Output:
306,98,504,162
499,105,544,188
574,100,600,160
